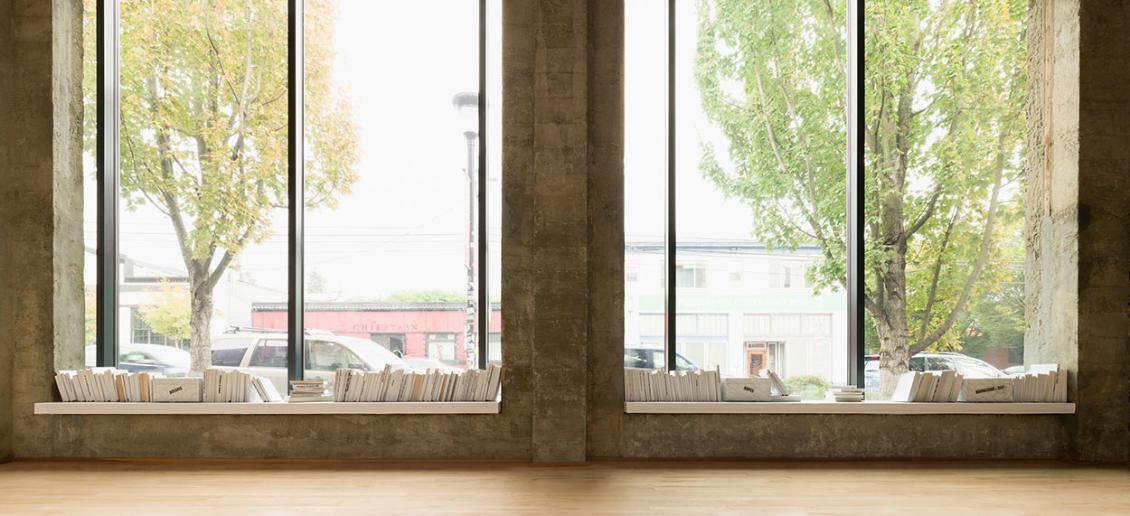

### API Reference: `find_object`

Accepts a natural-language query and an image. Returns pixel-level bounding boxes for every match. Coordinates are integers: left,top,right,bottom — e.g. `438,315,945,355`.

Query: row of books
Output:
333,364,503,402
54,368,163,402
892,371,966,402
892,364,1069,403
203,368,282,403
624,368,722,402
1009,364,1068,402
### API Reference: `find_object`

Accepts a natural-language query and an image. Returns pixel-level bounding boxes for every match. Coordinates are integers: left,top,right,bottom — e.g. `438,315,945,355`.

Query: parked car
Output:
84,343,191,377
210,327,410,394
624,347,698,371
864,351,1008,391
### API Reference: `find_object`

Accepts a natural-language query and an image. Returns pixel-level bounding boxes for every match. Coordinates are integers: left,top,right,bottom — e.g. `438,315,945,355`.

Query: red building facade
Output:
251,302,502,366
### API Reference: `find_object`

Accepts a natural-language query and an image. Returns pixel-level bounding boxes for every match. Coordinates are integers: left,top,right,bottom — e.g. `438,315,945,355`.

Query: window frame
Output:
657,0,862,385
92,0,494,391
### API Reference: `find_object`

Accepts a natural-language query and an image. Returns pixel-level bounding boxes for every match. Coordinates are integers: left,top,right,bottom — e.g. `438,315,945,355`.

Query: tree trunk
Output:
188,283,214,373
875,305,909,397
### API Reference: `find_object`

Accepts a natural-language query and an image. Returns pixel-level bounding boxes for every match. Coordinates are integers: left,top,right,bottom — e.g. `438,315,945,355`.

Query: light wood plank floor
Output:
1,460,1128,515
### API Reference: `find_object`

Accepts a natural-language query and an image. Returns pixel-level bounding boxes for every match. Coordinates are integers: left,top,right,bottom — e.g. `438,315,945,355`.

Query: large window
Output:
626,0,852,399
863,1,1028,396
86,0,500,392
626,0,1028,401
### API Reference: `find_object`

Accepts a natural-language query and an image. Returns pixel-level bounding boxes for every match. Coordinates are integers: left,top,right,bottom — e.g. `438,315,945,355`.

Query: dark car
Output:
624,347,698,371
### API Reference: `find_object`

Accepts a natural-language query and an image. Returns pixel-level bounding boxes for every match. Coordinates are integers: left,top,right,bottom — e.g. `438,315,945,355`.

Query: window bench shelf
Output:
34,401,500,415
624,401,1075,415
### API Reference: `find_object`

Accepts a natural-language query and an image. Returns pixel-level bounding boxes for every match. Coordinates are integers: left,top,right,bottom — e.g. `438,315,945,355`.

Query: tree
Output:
139,281,192,343
382,290,466,303
83,0,359,371
695,0,1026,394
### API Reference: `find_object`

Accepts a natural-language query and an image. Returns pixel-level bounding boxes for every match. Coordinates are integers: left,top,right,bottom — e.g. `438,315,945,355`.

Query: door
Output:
746,351,766,377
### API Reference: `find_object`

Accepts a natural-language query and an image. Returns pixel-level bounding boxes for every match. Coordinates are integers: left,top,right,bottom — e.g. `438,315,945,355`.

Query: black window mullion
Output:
95,0,120,368
477,0,488,370
849,0,863,387
287,0,305,388
665,0,677,373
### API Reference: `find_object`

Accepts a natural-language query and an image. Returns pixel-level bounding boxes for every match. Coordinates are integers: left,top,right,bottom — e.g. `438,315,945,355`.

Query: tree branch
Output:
910,128,1008,354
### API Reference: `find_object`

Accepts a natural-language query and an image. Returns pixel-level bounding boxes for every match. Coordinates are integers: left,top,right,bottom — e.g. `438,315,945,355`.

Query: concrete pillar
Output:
0,0,85,461
504,0,607,462
1026,0,1129,462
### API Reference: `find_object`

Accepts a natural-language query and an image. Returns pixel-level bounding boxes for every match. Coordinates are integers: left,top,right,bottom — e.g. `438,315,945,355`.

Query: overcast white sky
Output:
85,0,764,301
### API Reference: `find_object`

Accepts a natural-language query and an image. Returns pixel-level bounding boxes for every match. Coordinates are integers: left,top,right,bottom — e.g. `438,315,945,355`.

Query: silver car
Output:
210,328,409,394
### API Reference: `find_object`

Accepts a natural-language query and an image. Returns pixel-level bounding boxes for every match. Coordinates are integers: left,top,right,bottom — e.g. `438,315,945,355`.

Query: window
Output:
864,1,1028,396
210,338,252,368
306,341,365,372
625,0,852,386
675,264,706,288
87,1,502,393
129,308,187,349
426,334,458,364
248,340,288,369
370,333,406,357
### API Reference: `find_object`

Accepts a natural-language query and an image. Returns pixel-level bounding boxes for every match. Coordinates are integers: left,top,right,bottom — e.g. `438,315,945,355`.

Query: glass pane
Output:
864,1,1028,396
674,0,848,400
486,0,502,367
82,0,97,368
116,0,289,379
623,0,669,370
297,0,495,374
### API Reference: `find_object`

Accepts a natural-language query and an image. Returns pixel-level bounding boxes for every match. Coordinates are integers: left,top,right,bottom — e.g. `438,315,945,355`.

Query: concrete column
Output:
503,0,592,462
1026,0,1129,462
0,0,85,460
585,0,625,459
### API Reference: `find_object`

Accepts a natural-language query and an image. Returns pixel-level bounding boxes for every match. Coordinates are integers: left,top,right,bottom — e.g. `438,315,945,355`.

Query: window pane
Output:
624,0,669,370
864,1,1027,396
116,0,289,378
674,0,848,398
297,0,497,372
82,0,97,368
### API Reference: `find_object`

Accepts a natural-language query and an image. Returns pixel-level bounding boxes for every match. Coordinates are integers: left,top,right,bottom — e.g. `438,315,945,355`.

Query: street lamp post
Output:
453,92,479,370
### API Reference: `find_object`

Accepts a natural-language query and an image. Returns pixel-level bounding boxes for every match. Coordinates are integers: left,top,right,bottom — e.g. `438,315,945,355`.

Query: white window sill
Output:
34,401,500,415
625,401,1076,415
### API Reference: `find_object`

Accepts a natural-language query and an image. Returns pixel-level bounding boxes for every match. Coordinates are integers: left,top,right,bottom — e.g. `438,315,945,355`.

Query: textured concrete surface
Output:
1073,0,1130,462
1026,0,1130,463
584,0,624,459
0,0,14,462
1,0,1128,462
510,0,592,463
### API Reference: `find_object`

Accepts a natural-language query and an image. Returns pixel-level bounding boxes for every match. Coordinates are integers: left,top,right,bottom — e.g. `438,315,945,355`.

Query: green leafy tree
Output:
83,0,359,371
696,0,1026,394
382,290,466,303
139,281,192,342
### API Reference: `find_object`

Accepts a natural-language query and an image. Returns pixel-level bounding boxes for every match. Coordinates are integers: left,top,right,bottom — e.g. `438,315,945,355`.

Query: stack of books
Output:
892,371,964,402
1010,364,1068,402
288,379,333,403
333,364,502,402
624,368,721,402
203,368,281,403
832,387,865,402
54,368,163,402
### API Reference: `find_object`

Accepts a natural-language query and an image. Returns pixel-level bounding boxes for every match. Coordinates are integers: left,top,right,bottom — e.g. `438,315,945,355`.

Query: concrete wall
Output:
0,0,1127,463
1073,0,1130,462
1025,0,1130,463
0,0,14,462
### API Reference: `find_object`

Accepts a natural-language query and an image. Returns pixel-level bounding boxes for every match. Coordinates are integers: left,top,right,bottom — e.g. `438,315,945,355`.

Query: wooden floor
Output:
1,460,1128,514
